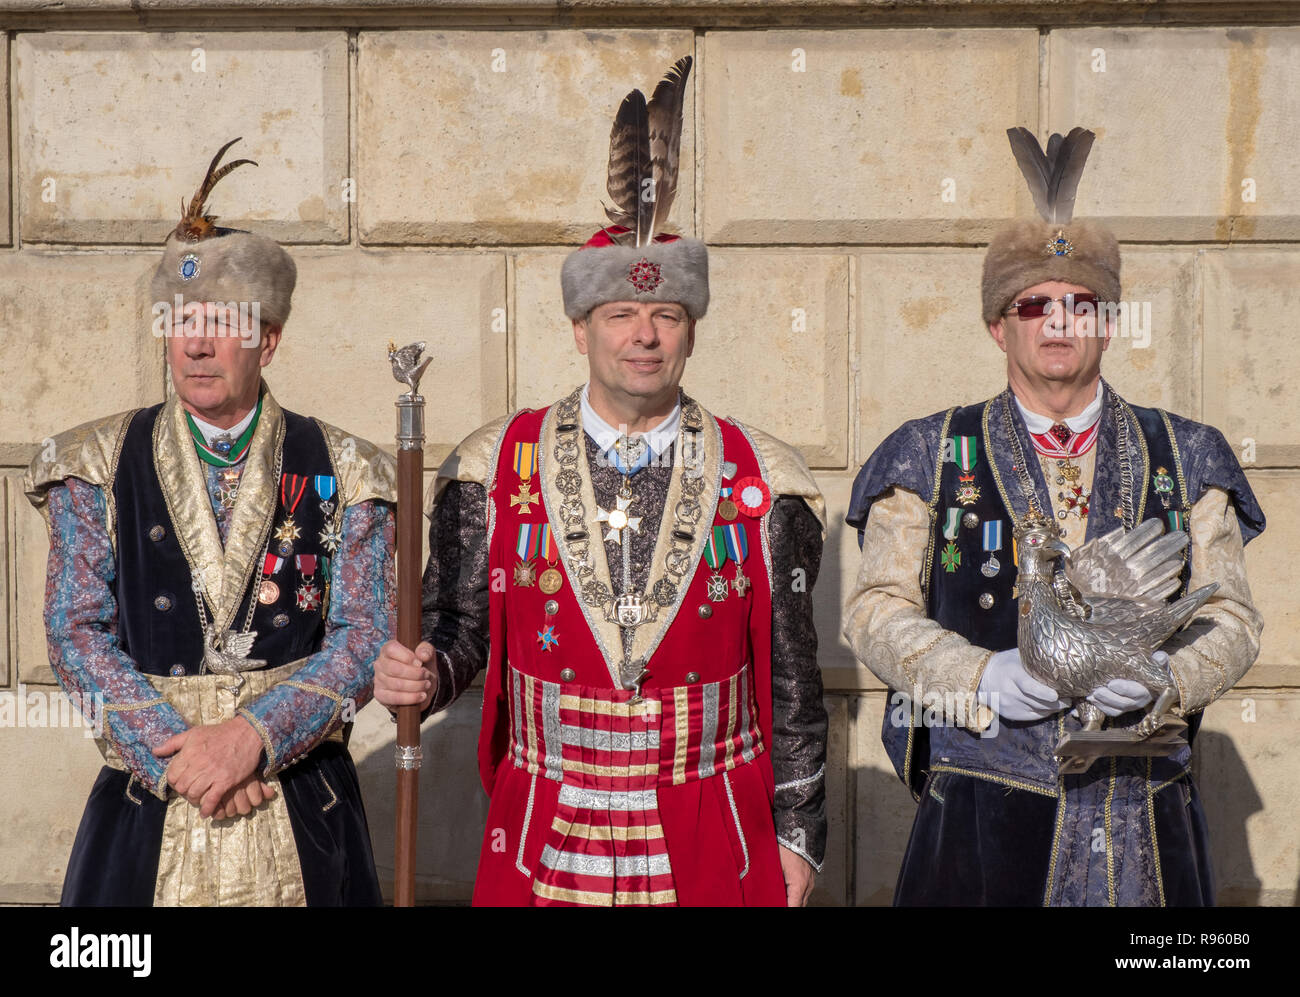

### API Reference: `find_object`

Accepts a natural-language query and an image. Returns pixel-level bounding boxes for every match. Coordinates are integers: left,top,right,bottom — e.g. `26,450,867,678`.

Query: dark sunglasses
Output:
1003,293,1099,319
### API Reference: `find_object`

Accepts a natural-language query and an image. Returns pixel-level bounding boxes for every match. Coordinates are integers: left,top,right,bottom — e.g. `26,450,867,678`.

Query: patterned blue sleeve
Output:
43,479,190,798
239,500,396,773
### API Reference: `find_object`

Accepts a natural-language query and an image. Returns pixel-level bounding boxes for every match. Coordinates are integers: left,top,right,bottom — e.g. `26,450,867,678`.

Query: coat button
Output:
154,594,172,612
962,512,979,529
979,592,995,609
149,525,166,542
544,600,559,616
685,672,700,684
560,668,576,682
170,664,185,677
697,604,713,619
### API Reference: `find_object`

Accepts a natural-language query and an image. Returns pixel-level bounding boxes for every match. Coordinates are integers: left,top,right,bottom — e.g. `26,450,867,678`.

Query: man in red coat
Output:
375,60,828,906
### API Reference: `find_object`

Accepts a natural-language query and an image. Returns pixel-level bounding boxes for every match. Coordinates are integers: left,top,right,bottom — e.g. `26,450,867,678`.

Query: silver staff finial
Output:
388,340,432,397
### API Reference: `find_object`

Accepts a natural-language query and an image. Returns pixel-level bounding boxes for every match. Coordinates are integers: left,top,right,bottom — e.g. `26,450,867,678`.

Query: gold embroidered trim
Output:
154,389,285,639
317,769,339,813
1181,643,1228,706
280,680,343,703
104,409,135,557
673,686,690,786
1119,398,1152,526
920,408,957,601
103,698,168,712
1103,755,1117,907
1159,409,1192,595
1042,716,1068,907
1149,769,1192,796
928,775,946,804
1146,757,1166,907
984,397,1024,533
927,764,1059,798
124,774,143,806
237,707,278,773
899,632,948,685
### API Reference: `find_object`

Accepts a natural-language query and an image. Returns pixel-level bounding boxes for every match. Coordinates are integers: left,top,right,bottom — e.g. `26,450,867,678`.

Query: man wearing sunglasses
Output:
843,127,1265,906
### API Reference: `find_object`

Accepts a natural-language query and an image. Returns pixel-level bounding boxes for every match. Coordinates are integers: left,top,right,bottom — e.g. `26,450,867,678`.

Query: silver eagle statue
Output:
388,340,432,398
1015,506,1217,738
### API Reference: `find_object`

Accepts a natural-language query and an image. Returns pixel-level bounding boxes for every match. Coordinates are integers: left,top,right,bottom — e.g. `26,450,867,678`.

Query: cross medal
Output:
597,484,642,544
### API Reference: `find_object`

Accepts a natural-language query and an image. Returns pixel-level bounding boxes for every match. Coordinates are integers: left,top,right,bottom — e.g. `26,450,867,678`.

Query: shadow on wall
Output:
1193,728,1266,907
354,695,488,906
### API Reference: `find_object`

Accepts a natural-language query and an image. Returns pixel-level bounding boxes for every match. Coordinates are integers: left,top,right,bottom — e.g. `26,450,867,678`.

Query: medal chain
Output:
1000,385,1133,532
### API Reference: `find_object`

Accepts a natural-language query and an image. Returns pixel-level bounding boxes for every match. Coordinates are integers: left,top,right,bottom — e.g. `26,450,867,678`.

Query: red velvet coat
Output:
471,404,787,906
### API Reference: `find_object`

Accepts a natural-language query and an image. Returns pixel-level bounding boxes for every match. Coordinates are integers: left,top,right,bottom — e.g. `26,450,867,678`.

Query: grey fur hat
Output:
150,138,296,329
152,230,297,329
561,232,709,320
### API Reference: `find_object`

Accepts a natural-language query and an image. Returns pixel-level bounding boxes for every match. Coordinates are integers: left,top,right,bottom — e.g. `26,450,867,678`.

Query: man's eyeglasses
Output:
1003,293,1099,319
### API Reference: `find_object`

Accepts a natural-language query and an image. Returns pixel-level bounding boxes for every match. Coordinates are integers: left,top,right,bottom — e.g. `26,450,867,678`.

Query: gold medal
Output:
510,482,539,513
258,579,280,605
539,567,563,594
719,498,738,521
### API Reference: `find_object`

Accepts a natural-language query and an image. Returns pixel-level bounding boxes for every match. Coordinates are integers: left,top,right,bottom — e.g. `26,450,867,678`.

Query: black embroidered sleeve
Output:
768,495,829,870
421,480,492,714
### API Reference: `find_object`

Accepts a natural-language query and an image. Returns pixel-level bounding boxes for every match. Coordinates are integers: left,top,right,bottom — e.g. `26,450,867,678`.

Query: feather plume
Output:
174,137,258,242
603,56,692,247
604,90,651,244
646,56,692,242
1005,126,1095,224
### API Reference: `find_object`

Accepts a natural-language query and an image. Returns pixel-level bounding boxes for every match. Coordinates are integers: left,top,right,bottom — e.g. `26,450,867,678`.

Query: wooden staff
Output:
389,341,431,907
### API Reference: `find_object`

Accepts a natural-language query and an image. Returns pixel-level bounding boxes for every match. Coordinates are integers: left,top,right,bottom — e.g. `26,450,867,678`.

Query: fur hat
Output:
563,57,707,321
561,227,708,320
149,138,297,329
981,127,1120,324
981,218,1119,324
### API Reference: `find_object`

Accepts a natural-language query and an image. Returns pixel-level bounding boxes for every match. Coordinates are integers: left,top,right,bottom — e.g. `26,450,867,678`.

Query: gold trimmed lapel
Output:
539,391,622,686
538,388,722,687
216,392,284,634
627,400,721,671
154,391,284,636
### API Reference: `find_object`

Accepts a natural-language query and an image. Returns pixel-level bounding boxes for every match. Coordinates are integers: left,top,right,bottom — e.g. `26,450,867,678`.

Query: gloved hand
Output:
1086,679,1154,717
1085,650,1167,717
977,648,1070,722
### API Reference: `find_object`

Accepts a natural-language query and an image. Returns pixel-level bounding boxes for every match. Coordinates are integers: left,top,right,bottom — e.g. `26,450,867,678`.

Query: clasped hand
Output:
154,716,271,819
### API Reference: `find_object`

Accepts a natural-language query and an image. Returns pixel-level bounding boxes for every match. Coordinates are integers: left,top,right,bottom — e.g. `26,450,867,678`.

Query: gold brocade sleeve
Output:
23,409,137,537
425,413,514,515
740,423,827,538
841,485,996,732
1159,486,1262,715
316,420,398,507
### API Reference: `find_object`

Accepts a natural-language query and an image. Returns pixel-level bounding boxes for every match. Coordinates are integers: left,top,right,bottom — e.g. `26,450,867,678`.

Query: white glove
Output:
977,648,1070,722
1085,651,1167,717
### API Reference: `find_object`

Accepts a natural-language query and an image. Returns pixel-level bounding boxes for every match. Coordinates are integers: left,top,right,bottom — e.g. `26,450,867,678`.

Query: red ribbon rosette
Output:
731,476,772,518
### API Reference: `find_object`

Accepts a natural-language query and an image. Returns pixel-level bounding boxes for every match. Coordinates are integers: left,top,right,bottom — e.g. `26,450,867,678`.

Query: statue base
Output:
1054,718,1188,776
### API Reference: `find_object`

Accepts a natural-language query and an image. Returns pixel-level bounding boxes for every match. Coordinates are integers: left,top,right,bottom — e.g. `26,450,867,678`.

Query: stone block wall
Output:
1,1,1295,906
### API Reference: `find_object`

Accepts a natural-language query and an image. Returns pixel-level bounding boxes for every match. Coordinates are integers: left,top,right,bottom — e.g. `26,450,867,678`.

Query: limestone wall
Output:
1,1,1296,906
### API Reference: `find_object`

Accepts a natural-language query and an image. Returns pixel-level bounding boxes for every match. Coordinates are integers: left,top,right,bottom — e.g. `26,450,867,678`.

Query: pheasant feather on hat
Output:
562,57,709,320
151,137,298,329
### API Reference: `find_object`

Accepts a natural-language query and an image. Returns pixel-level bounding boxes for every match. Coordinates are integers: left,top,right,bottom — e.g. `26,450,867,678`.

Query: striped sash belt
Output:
507,664,765,907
